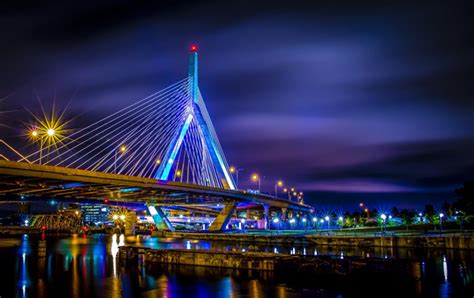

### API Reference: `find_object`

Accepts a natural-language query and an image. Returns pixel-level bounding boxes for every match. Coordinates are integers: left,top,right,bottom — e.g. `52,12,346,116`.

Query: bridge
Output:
0,46,312,231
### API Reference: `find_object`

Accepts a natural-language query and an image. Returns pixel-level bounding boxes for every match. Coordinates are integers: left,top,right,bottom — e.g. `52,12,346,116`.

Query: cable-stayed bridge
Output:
0,48,311,231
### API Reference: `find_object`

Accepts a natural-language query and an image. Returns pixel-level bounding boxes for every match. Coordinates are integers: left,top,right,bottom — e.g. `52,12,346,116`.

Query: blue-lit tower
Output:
155,45,236,190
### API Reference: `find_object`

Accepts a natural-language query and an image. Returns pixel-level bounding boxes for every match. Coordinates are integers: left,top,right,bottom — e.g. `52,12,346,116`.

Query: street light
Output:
325,216,330,229
229,166,243,189
251,173,261,192
380,213,387,233
275,180,283,197
439,213,444,230
115,145,127,174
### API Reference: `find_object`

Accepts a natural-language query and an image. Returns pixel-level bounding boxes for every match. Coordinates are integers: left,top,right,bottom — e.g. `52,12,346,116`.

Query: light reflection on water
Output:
0,234,472,297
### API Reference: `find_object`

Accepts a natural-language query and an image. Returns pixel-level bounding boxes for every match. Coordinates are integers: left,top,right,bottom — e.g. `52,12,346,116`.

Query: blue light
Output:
120,187,141,193
158,114,193,180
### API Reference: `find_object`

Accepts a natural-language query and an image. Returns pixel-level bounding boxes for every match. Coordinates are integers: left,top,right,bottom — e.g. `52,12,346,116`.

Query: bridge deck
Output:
0,160,311,212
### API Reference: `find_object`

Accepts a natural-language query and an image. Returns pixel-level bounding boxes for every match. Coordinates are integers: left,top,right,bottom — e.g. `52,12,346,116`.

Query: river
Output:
0,234,472,297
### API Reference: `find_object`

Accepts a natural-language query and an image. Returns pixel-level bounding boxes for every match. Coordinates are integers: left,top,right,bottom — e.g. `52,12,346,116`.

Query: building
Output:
80,204,109,225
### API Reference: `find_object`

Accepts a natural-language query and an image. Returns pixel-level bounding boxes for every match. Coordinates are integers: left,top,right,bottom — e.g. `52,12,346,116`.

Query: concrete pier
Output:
119,246,411,276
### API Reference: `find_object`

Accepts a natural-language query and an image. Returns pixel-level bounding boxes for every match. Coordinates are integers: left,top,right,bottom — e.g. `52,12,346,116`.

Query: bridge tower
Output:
150,46,238,232
155,45,236,190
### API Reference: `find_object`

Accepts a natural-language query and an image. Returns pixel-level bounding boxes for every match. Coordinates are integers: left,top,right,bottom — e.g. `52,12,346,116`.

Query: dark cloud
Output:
0,0,473,209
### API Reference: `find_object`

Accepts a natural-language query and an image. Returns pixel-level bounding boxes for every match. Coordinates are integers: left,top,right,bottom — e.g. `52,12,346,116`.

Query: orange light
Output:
251,174,259,181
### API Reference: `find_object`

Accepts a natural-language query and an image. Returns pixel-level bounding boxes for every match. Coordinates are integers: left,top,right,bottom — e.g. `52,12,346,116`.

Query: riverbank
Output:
157,230,474,249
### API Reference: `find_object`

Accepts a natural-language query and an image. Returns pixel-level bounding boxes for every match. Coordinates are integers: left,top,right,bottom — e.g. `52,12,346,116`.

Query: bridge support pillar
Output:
263,204,270,230
148,206,175,231
125,211,138,236
209,201,237,231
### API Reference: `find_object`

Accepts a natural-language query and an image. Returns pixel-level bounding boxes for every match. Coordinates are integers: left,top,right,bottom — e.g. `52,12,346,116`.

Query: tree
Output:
453,182,474,215
391,206,399,218
400,209,413,229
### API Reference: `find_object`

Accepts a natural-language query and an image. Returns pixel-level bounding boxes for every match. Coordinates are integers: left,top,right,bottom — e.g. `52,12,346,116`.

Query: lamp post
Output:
338,216,344,229
325,216,330,229
115,145,126,174
251,173,261,193
283,188,293,201
229,166,243,189
439,213,444,231
380,213,387,233
275,180,283,197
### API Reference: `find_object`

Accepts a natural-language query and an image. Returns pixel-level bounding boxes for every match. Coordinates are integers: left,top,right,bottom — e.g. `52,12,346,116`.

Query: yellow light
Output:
251,174,259,181
299,192,303,196
283,188,288,192
364,208,369,212
112,214,118,220
26,104,72,149
119,214,126,220
277,180,283,187
156,159,161,164
75,211,79,215
120,145,126,153
176,170,181,177
229,166,235,173
293,192,297,196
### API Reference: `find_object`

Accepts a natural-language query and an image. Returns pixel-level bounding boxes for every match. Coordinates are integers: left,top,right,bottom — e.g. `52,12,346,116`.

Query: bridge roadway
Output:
0,160,311,218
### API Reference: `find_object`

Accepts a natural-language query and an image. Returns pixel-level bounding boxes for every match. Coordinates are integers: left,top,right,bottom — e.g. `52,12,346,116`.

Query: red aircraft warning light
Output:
190,44,198,52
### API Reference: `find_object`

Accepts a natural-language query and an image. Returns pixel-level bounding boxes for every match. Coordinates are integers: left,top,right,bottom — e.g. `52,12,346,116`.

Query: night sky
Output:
0,1,473,210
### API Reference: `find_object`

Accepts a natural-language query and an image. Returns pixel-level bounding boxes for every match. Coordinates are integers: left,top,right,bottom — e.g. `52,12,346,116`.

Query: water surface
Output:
0,234,473,297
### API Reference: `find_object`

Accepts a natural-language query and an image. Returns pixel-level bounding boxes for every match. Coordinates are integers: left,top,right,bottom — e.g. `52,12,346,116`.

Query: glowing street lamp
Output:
30,129,39,138
439,213,444,230
114,144,127,174
275,180,283,197
325,216,330,229
380,213,387,233
283,187,292,201
229,166,243,189
251,173,261,192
